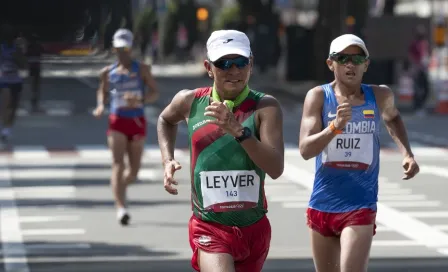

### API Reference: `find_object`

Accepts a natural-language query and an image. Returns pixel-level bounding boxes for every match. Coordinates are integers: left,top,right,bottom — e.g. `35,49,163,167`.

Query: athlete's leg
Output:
310,229,341,272
2,83,22,141
339,225,374,272
30,68,41,111
0,87,10,127
198,250,235,272
107,131,128,209
307,208,341,272
125,137,145,185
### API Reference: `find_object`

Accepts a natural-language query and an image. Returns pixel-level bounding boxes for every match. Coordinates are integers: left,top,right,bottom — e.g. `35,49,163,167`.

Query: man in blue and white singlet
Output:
93,29,159,226
299,34,420,272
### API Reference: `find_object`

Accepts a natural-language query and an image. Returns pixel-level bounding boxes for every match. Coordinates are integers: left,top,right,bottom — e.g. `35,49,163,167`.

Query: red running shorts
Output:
107,114,146,141
306,207,377,237
188,214,271,272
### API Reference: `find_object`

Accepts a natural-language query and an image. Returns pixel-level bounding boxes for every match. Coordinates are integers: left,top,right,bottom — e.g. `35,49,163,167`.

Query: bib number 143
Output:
226,190,238,197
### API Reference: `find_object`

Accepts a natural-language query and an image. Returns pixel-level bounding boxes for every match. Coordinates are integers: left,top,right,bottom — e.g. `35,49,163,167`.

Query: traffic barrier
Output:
435,79,448,114
398,74,414,103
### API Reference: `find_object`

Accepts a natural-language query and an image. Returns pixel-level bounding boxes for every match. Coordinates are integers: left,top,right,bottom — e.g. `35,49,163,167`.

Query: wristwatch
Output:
235,127,252,143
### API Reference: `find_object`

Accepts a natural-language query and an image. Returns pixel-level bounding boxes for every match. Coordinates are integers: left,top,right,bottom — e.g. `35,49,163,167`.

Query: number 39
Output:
226,191,238,197
345,152,352,157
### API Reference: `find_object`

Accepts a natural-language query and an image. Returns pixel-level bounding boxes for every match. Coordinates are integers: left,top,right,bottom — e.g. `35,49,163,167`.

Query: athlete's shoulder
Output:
172,88,199,103
257,94,280,108
368,84,394,101
193,86,212,98
100,64,115,76
305,85,326,102
168,89,198,115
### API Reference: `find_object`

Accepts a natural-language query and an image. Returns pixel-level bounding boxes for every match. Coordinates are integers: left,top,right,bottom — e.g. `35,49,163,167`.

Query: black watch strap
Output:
235,127,252,143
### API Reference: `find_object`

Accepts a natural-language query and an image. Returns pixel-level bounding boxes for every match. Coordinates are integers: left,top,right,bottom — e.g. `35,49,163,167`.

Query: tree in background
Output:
134,7,156,56
313,0,369,82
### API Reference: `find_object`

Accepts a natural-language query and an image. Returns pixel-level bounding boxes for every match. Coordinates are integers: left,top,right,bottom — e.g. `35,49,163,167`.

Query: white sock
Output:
117,207,128,220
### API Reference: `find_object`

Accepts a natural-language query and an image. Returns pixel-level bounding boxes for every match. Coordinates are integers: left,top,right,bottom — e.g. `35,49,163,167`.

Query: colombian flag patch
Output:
363,109,374,118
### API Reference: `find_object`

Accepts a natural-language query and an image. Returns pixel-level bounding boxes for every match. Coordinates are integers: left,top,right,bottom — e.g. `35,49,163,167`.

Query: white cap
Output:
113,29,133,48
206,30,251,62
329,34,369,57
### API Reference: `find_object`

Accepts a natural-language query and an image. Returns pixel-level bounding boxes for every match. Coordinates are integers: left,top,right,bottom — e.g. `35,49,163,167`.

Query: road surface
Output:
0,66,447,271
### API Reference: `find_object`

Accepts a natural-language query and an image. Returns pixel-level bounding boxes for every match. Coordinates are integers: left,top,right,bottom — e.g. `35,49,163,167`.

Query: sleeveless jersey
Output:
108,61,145,118
188,87,267,227
309,83,381,213
0,44,22,84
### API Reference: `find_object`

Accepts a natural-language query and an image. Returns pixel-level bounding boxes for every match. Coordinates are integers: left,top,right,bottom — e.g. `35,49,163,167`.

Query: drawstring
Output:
134,117,143,127
232,226,243,239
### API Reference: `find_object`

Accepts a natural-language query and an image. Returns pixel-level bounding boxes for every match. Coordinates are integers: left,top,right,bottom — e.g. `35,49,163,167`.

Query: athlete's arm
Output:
140,63,159,103
97,67,109,106
299,87,337,160
241,95,284,179
157,89,195,163
373,85,414,158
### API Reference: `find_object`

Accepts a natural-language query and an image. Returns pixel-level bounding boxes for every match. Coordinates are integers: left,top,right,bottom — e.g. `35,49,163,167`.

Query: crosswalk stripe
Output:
19,216,80,223
22,229,85,236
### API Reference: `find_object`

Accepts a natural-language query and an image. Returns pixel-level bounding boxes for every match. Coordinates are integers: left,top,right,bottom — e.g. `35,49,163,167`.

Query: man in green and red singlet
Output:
157,30,284,272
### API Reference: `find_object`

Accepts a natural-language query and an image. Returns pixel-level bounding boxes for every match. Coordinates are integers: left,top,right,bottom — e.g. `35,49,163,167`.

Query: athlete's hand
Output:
163,159,182,195
402,156,419,180
92,104,104,118
334,102,352,130
144,90,159,104
204,101,243,137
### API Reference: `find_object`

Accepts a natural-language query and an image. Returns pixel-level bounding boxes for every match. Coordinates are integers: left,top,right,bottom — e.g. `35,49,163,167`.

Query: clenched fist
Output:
334,102,352,130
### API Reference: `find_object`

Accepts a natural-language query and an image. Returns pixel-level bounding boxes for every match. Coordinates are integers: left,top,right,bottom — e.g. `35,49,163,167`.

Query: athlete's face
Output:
326,45,369,86
204,54,253,99
114,47,131,62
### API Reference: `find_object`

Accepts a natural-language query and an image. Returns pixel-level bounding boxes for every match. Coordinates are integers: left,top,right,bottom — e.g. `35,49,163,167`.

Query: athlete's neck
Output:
118,58,132,69
332,81,361,98
213,85,248,101
212,84,250,111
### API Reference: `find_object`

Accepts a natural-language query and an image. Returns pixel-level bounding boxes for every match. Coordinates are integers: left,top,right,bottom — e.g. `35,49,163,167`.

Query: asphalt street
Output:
0,63,447,271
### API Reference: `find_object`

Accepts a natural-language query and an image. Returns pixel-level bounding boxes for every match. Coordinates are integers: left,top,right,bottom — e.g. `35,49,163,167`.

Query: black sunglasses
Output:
212,56,250,70
330,53,368,65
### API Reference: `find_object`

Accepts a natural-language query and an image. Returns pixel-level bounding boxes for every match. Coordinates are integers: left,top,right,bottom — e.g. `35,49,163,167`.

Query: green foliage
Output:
213,3,241,30
134,7,156,34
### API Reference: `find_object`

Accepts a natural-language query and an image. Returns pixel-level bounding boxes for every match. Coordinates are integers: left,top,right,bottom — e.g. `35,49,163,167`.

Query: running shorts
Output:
188,214,271,272
306,208,377,237
107,114,146,141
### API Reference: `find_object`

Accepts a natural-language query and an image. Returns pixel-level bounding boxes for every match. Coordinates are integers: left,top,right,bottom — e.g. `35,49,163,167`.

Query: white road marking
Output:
22,229,85,236
282,163,448,253
0,158,29,272
380,201,441,208
372,240,421,247
420,165,448,178
19,215,80,223
407,211,448,218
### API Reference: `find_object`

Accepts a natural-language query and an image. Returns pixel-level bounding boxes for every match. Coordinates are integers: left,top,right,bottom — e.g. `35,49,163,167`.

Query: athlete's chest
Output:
109,71,141,91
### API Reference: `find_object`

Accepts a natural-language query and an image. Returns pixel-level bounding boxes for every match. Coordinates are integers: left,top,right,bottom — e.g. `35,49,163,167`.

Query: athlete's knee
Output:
339,225,373,272
111,161,125,172
198,250,235,272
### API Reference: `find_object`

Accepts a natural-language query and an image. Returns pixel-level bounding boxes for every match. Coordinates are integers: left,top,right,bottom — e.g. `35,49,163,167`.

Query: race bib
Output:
322,134,373,170
200,170,260,212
